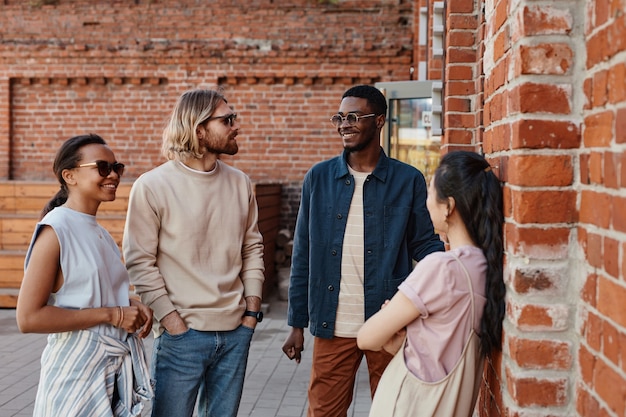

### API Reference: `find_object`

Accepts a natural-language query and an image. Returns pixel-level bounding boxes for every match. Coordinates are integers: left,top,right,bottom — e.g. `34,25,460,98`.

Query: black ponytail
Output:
433,151,505,356
40,134,107,219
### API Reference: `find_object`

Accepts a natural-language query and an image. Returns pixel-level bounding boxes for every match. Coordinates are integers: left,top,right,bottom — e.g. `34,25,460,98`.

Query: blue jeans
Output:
150,325,254,417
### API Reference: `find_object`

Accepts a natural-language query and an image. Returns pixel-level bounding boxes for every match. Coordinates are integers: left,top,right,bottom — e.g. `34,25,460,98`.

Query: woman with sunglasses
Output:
16,134,153,416
357,151,505,417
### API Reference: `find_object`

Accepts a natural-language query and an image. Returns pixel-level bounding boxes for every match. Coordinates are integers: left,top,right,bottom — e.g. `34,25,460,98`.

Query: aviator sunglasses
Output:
77,160,125,177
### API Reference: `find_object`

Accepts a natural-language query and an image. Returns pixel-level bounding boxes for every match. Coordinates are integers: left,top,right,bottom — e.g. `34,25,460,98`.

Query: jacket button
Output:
345,179,351,185
367,249,372,255
336,213,343,219
331,250,337,256
327,285,334,291
322,322,328,328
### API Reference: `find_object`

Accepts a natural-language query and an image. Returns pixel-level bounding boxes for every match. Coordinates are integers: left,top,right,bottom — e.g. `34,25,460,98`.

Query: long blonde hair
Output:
161,89,226,161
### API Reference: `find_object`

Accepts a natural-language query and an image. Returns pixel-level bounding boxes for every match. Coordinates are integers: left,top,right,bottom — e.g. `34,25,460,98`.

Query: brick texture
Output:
0,0,415,226
1,0,626,416
480,0,625,415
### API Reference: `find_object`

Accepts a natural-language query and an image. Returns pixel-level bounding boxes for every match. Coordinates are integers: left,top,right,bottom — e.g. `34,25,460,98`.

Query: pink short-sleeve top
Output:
398,245,487,382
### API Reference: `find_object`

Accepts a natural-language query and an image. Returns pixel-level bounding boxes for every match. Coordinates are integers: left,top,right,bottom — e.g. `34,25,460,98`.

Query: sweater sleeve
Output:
122,177,176,321
240,178,265,299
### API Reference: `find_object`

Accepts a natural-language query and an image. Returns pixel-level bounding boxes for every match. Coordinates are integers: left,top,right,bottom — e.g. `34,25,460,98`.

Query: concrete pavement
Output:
0,297,372,417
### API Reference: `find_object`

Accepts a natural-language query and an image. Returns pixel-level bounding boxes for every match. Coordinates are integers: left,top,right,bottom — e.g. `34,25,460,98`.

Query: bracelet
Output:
113,306,119,327
117,306,124,328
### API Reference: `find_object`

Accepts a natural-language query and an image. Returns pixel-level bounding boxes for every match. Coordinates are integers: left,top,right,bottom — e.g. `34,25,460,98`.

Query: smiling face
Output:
67,143,121,205
336,96,382,153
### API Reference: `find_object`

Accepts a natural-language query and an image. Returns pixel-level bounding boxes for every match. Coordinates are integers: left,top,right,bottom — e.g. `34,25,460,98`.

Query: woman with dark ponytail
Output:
39,134,104,218
357,151,505,417
17,134,154,416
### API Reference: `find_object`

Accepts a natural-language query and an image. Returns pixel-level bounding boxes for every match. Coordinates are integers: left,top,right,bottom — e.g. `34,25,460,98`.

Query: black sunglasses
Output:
202,113,238,127
77,160,125,177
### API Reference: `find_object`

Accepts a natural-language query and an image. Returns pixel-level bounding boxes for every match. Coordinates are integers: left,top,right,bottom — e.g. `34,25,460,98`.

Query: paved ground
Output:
0,297,372,417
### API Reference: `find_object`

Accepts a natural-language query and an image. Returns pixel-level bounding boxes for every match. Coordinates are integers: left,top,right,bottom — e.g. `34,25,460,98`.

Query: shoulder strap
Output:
450,252,476,326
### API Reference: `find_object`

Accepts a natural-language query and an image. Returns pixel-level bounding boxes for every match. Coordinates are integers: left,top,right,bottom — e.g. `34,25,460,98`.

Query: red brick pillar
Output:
485,0,581,414
443,0,482,153
577,0,626,415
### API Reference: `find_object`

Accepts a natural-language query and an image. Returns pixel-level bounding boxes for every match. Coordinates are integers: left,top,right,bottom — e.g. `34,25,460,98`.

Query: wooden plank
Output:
0,199,16,212
0,182,16,214
1,234,33,251
0,182,16,212
12,197,47,213
0,270,23,288
99,200,129,214
0,292,18,308
14,182,58,197
0,250,23,290
254,183,282,196
256,194,281,208
258,205,281,222
0,218,37,250
0,182,16,197
0,181,131,215
0,252,27,290
0,252,25,267
258,217,280,235
0,217,37,250
1,216,38,233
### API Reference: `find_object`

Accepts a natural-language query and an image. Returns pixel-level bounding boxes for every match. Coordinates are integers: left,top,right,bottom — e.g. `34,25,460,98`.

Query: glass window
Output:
388,97,441,185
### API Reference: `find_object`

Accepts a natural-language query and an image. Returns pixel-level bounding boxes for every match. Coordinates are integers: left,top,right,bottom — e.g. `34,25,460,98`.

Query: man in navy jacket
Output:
282,85,444,416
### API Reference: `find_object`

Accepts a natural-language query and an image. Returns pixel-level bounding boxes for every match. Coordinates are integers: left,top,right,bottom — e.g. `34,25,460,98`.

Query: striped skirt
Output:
33,330,153,417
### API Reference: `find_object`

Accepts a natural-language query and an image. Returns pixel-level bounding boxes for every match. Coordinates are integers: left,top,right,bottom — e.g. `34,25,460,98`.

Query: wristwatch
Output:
243,310,263,322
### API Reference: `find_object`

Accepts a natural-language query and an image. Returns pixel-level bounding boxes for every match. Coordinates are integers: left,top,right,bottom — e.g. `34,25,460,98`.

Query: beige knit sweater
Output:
123,160,265,337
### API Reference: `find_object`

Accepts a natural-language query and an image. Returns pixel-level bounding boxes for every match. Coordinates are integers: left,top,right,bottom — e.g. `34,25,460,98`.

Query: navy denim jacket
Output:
287,148,445,339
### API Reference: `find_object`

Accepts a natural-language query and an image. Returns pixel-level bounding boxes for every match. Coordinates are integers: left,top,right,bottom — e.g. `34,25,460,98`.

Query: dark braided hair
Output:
433,151,505,356
40,134,107,219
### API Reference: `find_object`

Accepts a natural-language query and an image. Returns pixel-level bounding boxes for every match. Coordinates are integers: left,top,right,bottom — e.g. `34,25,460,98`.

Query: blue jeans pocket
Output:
161,327,192,340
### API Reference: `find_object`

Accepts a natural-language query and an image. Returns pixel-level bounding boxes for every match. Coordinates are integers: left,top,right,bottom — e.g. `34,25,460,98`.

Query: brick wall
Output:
0,0,415,226
10,77,168,179
481,0,582,413
577,0,626,414
460,0,626,414
425,0,444,80
442,0,482,153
